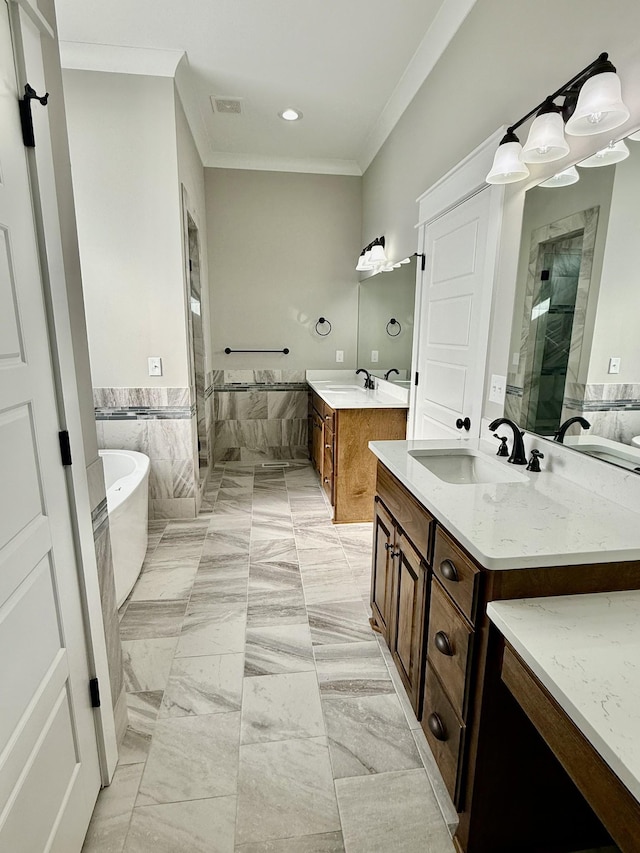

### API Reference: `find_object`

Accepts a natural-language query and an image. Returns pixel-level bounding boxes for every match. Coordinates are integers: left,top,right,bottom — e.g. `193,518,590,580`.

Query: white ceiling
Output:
54,0,476,175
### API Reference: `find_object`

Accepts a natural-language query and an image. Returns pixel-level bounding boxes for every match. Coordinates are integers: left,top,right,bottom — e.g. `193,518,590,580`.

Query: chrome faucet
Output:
488,418,528,465
554,416,591,443
356,368,375,390
384,368,400,381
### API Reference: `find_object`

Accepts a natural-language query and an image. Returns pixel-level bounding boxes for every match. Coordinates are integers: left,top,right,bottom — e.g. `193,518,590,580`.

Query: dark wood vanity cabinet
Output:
371,460,640,853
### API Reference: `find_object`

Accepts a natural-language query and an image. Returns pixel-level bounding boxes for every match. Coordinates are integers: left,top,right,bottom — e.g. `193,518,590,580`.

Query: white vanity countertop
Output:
369,438,640,569
487,592,640,802
307,378,409,410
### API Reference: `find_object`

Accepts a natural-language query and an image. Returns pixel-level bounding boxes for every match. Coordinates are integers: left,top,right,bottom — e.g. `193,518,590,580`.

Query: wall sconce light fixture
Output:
487,52,630,185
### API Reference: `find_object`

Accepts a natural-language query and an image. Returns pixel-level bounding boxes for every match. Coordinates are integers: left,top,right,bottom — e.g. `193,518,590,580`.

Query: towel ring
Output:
315,317,332,336
386,318,401,337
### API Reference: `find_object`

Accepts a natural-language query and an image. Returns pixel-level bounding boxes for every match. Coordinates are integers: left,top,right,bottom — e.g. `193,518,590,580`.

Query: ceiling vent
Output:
212,97,243,115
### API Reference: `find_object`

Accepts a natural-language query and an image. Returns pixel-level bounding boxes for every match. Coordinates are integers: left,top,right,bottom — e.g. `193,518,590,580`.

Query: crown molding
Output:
357,0,477,174
59,41,184,77
204,151,362,177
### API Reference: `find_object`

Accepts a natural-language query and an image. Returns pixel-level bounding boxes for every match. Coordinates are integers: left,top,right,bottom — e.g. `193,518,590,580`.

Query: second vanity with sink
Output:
369,437,640,853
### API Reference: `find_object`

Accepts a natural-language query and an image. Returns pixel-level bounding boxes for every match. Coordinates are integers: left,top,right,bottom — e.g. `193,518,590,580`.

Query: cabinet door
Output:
390,531,427,715
370,499,395,638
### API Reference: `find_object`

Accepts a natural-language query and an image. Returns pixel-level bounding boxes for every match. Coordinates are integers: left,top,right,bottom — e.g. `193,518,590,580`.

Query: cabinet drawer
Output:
433,528,480,624
376,463,433,562
427,579,473,718
422,667,465,806
311,391,323,417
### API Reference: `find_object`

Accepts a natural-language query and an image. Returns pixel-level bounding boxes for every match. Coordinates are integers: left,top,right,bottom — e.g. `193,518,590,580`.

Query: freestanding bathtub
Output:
99,449,150,607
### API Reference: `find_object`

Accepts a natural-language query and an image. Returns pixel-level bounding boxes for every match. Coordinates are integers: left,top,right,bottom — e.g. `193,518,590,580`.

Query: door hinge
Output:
89,677,101,708
19,84,49,148
189,258,192,272
414,371,419,386
58,430,72,466
541,269,550,281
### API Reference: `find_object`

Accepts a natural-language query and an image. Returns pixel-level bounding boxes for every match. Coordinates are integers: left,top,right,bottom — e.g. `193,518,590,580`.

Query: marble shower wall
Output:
561,382,640,443
87,455,127,741
94,388,199,519
206,370,310,462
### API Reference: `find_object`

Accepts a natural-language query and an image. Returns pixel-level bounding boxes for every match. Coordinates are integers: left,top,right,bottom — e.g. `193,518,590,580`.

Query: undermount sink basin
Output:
322,384,368,393
408,449,528,485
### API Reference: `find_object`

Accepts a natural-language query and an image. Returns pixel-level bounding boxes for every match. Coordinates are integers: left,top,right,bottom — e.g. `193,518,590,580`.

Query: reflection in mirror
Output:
506,133,640,471
357,256,416,386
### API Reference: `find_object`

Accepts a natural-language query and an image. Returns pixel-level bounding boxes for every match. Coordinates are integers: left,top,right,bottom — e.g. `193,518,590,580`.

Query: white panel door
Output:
0,5,101,852
414,189,493,439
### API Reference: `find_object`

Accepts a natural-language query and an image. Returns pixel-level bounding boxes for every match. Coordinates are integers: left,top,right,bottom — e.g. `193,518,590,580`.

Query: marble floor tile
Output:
297,547,341,568
202,529,251,558
188,571,248,608
212,498,253,517
244,622,315,677
411,727,459,833
307,599,374,646
376,636,421,730
250,538,298,564
160,653,244,717
251,521,295,542
301,568,361,606
248,561,302,593
137,712,241,806
124,796,236,853
235,737,340,846
235,833,345,853
122,638,178,692
176,604,247,656
148,541,203,568
335,770,456,853
118,691,164,765
294,525,341,551
81,763,144,853
208,513,252,533
247,588,307,628
130,564,198,602
322,693,422,779
241,671,325,744
118,600,188,640
315,641,394,698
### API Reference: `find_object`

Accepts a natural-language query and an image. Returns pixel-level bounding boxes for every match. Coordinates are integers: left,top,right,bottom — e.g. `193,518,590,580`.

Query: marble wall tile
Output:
118,691,163,766
216,391,269,420
151,498,197,520
94,522,125,715
87,455,107,512
172,460,196,498
267,391,308,420
100,419,149,453
282,419,308,446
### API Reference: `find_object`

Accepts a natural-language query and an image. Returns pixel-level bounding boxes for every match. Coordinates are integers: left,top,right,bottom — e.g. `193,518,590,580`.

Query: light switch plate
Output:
489,373,506,404
335,350,344,363
148,356,163,377
608,356,621,374
371,350,379,363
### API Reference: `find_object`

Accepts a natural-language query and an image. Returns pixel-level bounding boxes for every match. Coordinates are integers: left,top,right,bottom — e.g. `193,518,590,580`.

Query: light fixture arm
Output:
506,52,612,136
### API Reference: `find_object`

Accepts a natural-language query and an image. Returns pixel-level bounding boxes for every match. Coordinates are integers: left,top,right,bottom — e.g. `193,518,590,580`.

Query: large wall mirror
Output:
505,131,640,472
357,255,416,386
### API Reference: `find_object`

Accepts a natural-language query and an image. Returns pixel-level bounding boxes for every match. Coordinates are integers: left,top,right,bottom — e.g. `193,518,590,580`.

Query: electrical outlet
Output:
608,356,621,374
371,350,379,363
489,374,506,404
148,356,163,377
335,350,344,363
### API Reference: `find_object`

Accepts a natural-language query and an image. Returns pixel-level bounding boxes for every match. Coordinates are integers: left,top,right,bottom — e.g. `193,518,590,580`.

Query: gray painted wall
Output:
205,168,362,371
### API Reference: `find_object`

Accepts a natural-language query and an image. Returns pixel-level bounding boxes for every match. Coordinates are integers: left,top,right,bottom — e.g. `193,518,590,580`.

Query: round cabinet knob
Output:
439,559,459,583
427,712,448,741
325,444,331,449
434,631,454,656
323,477,330,484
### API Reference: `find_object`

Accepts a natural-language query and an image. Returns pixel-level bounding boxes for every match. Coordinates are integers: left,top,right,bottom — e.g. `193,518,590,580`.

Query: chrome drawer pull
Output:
439,559,459,583
434,631,454,656
427,712,447,741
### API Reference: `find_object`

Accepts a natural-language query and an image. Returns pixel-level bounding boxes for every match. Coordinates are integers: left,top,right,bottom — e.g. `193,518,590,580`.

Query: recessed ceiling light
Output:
279,108,302,122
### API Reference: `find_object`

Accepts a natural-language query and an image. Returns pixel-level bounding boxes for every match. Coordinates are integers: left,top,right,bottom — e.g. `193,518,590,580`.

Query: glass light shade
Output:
628,131,640,141
539,166,580,188
380,262,395,272
565,72,630,136
522,112,570,163
486,141,530,184
577,139,630,168
368,243,387,263
356,253,372,271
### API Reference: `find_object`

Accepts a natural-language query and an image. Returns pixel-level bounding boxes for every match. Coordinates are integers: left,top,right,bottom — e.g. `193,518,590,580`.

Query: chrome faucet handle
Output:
526,449,544,472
